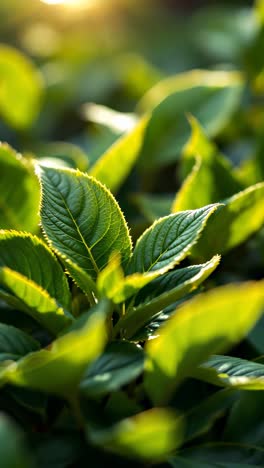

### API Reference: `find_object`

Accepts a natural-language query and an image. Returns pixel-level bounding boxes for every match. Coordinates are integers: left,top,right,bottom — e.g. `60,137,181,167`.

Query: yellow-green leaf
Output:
118,255,220,340
88,408,184,461
0,144,40,232
172,117,242,212
0,301,108,397
89,116,149,193
0,231,71,334
145,281,264,404
97,254,157,304
192,182,264,259
0,45,43,129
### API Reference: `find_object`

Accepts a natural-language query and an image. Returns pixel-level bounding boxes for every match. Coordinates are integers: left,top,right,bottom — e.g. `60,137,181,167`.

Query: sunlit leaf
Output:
0,144,40,232
38,166,132,281
128,205,218,275
145,281,264,404
97,254,157,304
0,44,43,129
172,117,242,212
88,408,184,461
117,256,220,340
0,301,108,397
192,182,264,259
89,116,149,193
0,231,71,334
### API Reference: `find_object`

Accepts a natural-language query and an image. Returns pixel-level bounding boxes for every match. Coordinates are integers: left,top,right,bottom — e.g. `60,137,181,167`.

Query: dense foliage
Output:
0,0,264,466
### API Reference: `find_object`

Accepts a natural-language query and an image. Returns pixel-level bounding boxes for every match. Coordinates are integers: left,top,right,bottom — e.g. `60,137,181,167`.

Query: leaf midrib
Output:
57,188,100,275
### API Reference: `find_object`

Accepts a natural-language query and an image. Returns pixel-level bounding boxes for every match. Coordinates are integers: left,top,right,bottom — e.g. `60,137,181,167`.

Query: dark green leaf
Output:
195,355,264,390
138,70,243,168
0,323,39,363
128,205,218,275
38,166,132,281
80,341,144,397
0,414,33,468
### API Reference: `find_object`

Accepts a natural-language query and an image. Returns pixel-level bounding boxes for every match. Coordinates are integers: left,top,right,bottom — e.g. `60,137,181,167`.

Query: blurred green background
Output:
0,0,258,154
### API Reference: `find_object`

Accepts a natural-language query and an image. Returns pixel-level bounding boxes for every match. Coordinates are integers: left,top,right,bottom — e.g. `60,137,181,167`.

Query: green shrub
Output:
0,1,264,466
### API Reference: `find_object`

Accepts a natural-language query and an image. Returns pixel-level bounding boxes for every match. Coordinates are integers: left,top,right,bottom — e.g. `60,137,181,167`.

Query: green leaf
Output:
144,281,264,404
89,116,149,193
129,302,186,342
137,70,243,168
0,323,40,363
172,117,242,212
170,455,260,468
0,272,70,336
192,182,264,259
38,166,132,281
117,255,220,340
97,254,157,304
183,389,236,444
65,259,97,305
224,391,264,445
0,414,33,468
176,443,264,466
0,301,108,397
0,231,70,310
0,144,40,232
128,205,218,275
8,386,47,418
88,408,184,461
0,231,71,335
135,255,220,307
195,355,264,390
257,0,264,23
80,341,144,397
0,44,43,129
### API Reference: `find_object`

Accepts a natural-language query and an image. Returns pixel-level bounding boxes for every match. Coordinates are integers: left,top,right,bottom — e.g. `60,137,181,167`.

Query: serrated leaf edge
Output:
35,165,133,281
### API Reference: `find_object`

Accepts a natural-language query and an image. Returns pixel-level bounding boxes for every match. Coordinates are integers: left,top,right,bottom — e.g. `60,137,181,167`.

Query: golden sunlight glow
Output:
41,0,98,7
